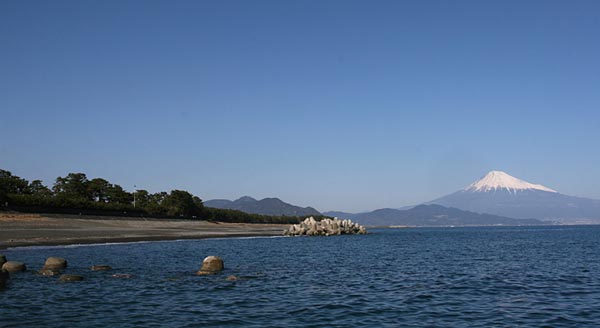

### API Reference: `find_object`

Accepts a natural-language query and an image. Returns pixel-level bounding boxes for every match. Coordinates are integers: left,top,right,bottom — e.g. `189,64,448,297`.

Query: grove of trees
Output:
0,169,301,224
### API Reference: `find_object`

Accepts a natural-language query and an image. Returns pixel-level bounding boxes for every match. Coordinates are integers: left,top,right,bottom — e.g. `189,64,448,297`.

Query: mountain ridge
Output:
336,204,546,227
205,196,321,217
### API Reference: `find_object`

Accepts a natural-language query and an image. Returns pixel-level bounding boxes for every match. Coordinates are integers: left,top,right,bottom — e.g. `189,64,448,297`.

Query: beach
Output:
0,213,287,249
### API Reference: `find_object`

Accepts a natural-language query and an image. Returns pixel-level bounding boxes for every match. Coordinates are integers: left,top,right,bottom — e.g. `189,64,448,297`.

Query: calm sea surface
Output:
2,226,600,327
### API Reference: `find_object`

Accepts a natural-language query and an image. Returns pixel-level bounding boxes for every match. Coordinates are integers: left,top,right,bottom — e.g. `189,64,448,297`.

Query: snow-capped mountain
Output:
429,171,600,223
465,170,556,193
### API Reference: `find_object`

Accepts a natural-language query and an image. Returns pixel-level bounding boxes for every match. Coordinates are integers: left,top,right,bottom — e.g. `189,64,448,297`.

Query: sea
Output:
1,226,600,327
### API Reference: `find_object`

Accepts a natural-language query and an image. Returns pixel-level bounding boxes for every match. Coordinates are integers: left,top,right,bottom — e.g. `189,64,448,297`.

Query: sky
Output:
1,0,600,212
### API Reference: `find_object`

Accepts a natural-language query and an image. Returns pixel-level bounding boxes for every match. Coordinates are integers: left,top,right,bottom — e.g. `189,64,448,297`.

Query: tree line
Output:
0,169,302,224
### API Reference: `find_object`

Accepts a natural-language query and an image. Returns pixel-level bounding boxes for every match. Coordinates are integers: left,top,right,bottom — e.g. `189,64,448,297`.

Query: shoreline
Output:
0,232,286,250
1,233,286,251
0,213,287,250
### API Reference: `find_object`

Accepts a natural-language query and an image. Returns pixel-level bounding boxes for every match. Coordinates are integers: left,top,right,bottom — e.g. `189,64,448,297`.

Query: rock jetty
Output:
284,217,367,236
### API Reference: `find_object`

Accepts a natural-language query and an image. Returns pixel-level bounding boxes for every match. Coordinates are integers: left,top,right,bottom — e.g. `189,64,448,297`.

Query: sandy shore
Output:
0,213,288,249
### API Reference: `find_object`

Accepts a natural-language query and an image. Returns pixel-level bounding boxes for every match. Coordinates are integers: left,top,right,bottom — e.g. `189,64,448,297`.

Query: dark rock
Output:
197,256,224,275
0,269,9,288
2,261,26,273
91,265,112,271
0,255,6,267
59,274,84,282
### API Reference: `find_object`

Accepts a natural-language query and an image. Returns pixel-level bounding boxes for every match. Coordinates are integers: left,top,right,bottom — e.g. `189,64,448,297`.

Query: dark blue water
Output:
2,226,600,327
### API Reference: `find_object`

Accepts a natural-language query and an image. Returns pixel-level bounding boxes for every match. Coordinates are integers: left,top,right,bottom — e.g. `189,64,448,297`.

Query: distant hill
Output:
204,196,321,217
323,211,361,220
333,204,547,227
428,171,600,224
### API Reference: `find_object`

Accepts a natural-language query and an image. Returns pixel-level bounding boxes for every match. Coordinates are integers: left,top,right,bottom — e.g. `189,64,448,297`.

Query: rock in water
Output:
59,274,84,282
0,269,9,288
2,261,26,273
43,257,68,270
197,256,224,275
0,255,6,267
91,265,112,271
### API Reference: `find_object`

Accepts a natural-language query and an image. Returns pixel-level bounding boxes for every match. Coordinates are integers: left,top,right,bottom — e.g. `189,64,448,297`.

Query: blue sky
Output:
1,1,600,212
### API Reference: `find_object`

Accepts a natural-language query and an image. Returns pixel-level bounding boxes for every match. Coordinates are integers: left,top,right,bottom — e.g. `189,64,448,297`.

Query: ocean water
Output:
2,226,600,327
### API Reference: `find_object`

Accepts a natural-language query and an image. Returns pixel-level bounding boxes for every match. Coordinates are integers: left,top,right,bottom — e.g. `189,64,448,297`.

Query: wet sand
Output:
0,213,287,249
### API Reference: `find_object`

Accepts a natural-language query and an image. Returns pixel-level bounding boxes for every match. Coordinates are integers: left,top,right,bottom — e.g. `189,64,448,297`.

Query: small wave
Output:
3,240,161,251
206,235,285,241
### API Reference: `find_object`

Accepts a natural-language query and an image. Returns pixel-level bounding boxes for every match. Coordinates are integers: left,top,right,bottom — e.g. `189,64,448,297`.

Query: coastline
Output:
0,213,287,250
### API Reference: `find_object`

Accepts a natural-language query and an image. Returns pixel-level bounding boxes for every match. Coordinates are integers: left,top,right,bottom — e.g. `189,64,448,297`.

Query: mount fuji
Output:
428,171,600,223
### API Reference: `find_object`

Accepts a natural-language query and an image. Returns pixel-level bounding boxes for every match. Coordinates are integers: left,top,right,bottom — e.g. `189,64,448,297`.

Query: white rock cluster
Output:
284,217,367,236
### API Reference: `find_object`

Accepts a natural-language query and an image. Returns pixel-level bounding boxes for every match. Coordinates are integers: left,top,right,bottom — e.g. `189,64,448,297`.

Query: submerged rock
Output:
2,261,26,273
226,275,239,281
59,274,84,282
43,257,68,270
91,265,112,271
284,217,367,236
38,268,61,276
197,256,224,275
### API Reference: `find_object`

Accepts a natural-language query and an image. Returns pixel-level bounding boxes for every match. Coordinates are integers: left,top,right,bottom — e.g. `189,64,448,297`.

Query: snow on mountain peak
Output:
465,170,557,193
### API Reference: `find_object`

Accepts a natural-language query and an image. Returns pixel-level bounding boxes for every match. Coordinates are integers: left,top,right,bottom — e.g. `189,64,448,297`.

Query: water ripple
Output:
2,226,600,327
